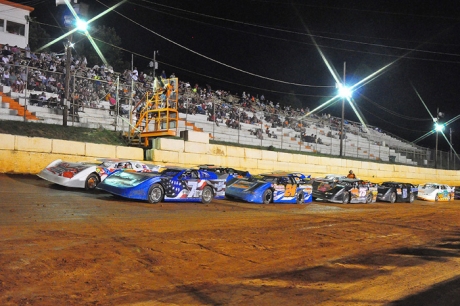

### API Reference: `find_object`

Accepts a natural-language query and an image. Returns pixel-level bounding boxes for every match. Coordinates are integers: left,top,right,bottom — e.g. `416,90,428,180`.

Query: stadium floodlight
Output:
76,19,87,31
435,123,445,132
338,83,352,99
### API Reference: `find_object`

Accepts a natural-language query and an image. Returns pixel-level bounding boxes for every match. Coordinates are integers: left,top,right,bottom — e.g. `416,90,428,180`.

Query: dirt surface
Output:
1,174,460,306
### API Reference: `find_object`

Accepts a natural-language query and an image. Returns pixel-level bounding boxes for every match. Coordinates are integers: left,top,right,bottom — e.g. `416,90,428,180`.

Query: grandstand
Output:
0,45,447,169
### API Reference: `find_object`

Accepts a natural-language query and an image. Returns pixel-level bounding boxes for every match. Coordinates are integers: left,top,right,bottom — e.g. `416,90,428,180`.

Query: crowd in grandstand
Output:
1,42,387,144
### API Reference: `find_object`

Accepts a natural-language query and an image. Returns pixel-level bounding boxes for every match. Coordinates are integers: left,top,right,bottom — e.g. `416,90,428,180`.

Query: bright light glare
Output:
76,19,88,31
338,84,352,99
435,123,444,132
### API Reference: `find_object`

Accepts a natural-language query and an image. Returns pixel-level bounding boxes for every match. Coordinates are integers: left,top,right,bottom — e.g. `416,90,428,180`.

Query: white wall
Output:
0,2,33,48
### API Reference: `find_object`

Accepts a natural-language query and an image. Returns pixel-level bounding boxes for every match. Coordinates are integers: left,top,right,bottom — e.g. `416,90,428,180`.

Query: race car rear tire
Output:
435,194,439,202
389,192,396,203
342,192,350,204
85,173,100,190
262,189,273,204
148,184,164,204
201,186,213,204
408,193,415,203
296,192,304,204
365,194,373,204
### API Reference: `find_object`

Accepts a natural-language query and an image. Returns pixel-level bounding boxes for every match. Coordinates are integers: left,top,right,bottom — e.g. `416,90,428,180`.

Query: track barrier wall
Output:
0,133,143,174
1,130,459,186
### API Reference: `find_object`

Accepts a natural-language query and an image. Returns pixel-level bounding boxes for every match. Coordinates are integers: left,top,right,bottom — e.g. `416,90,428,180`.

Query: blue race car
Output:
225,172,312,204
97,168,228,204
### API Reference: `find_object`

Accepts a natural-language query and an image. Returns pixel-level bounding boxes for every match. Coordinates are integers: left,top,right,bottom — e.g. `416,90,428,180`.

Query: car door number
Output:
284,184,296,197
351,188,367,197
187,181,199,197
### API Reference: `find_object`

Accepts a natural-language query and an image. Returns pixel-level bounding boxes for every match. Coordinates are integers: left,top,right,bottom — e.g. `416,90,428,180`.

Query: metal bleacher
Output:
177,109,419,165
0,81,423,166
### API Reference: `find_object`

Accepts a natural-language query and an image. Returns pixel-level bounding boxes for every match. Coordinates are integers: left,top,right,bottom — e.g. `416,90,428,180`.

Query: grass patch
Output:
0,120,125,145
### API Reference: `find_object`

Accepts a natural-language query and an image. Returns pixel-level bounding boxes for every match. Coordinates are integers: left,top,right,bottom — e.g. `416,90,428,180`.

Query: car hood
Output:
227,178,272,192
98,171,163,189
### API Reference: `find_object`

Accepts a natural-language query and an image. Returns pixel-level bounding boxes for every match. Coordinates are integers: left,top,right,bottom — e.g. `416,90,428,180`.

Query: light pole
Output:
434,108,444,169
149,50,159,79
450,128,453,169
63,38,72,127
338,62,351,157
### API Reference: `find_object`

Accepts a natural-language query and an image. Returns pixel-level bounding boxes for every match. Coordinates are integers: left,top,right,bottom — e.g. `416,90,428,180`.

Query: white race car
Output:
37,159,160,190
417,183,455,202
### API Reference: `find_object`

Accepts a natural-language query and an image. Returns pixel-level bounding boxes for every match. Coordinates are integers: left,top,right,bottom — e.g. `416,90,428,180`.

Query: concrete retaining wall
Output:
0,133,143,174
145,131,460,186
1,130,459,185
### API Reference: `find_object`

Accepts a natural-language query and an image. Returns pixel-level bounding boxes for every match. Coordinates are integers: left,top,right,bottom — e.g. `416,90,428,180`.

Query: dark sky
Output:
13,0,460,152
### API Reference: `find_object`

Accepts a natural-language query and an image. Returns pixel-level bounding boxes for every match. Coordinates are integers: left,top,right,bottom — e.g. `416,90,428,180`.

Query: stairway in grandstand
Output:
0,89,38,121
0,85,129,131
179,117,203,132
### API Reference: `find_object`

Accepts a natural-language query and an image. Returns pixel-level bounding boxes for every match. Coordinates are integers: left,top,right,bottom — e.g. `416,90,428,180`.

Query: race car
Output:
311,178,377,204
455,187,460,200
377,182,418,203
37,159,158,190
225,172,312,204
322,174,348,181
96,167,229,204
417,183,454,201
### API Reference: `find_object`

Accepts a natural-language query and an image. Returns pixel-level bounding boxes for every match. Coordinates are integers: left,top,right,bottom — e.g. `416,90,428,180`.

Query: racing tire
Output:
296,192,304,204
85,173,100,190
365,194,373,204
262,189,273,204
408,193,415,203
435,194,439,202
148,184,164,204
342,192,350,204
389,192,397,203
201,186,214,204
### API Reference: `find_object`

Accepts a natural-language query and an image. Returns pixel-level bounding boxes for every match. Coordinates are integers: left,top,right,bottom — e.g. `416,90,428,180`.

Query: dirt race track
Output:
1,174,460,306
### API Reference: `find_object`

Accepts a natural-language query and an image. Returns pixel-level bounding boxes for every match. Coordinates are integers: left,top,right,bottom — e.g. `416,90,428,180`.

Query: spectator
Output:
347,170,356,179
38,91,47,107
3,69,10,86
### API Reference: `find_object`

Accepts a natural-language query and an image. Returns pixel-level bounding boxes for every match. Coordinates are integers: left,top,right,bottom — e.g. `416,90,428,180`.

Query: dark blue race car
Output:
97,168,228,204
225,172,313,204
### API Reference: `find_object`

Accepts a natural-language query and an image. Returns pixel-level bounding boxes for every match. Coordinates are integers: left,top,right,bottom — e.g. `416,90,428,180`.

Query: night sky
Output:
12,0,460,152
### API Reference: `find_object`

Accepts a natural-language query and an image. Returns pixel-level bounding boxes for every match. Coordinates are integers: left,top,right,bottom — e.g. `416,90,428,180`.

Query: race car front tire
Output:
85,173,100,190
148,184,164,204
342,192,350,204
296,191,304,204
390,192,397,203
408,193,415,203
201,186,213,204
262,189,273,204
